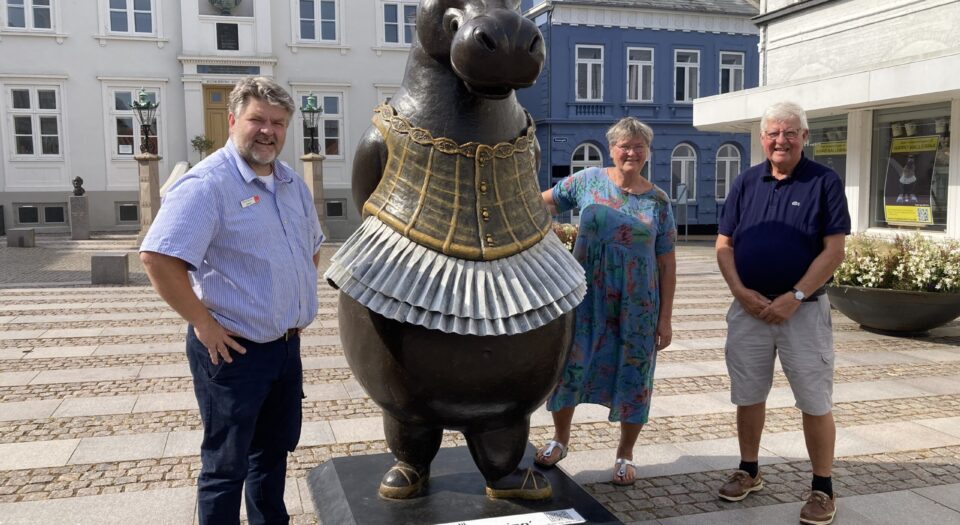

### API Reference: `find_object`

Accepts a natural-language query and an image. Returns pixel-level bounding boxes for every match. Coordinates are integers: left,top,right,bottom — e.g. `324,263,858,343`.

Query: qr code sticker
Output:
917,207,930,223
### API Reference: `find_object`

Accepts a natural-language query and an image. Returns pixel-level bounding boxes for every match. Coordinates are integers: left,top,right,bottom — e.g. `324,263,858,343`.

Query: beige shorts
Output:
724,296,834,416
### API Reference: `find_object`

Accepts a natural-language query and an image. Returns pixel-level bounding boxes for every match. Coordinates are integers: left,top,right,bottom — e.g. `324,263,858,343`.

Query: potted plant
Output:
829,233,960,334
191,135,214,159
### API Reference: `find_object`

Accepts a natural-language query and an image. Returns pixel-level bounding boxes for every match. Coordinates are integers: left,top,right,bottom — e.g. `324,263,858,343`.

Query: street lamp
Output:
300,93,322,155
130,88,159,154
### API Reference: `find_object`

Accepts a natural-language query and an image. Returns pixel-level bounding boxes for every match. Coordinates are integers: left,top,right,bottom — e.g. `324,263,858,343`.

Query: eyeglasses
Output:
615,144,647,153
763,129,802,141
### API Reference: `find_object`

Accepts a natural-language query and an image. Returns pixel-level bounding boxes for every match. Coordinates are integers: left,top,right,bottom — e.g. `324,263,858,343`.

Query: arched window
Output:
671,144,697,200
571,143,603,174
715,144,741,200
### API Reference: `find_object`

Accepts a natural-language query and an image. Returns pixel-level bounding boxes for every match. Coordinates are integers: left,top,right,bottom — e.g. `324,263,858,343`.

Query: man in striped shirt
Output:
140,76,324,525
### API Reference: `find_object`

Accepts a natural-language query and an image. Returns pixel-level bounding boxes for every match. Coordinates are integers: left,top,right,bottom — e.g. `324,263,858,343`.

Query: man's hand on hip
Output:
757,293,802,324
195,318,247,365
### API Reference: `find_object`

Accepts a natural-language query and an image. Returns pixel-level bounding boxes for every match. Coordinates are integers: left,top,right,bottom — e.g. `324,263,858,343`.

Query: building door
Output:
203,86,231,151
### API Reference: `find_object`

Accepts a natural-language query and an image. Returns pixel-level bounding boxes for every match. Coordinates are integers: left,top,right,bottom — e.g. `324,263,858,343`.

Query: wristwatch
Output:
791,288,806,301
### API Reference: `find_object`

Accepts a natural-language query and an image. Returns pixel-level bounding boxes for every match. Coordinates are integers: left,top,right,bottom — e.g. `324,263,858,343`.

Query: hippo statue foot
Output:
484,468,551,500
379,461,430,500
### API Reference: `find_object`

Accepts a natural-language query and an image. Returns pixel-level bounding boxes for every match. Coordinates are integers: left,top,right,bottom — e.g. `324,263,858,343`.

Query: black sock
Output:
812,475,833,497
738,460,759,478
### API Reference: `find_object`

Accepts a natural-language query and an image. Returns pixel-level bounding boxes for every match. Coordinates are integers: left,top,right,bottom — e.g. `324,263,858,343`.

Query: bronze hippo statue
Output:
325,0,585,500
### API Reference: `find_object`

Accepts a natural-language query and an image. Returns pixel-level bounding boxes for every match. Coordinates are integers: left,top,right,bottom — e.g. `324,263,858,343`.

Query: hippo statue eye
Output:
443,8,464,34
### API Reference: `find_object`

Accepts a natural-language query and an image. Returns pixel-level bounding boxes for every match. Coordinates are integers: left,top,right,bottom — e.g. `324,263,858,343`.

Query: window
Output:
300,93,343,157
870,103,950,231
575,45,603,101
108,0,153,34
674,50,699,102
626,47,653,103
715,144,740,200
325,199,345,218
109,88,159,156
15,203,66,225
719,52,744,94
5,0,51,30
382,0,417,45
671,144,697,200
571,143,602,174
299,0,337,42
117,202,139,223
804,116,848,188
8,86,62,158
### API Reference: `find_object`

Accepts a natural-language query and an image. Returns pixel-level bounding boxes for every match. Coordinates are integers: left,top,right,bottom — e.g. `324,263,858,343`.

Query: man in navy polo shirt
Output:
715,102,850,525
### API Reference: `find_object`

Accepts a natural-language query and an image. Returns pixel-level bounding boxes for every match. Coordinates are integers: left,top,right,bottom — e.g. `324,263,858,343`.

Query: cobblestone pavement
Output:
1,235,959,524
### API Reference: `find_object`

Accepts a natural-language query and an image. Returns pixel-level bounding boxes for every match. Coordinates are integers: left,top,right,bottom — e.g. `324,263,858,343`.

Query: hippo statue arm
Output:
351,125,388,214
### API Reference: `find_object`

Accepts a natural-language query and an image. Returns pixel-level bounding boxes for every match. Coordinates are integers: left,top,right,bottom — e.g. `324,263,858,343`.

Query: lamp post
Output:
300,93,321,154
299,93,327,237
130,88,159,154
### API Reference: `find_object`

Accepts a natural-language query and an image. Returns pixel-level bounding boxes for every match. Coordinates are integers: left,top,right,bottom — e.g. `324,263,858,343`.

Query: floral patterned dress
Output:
547,167,676,424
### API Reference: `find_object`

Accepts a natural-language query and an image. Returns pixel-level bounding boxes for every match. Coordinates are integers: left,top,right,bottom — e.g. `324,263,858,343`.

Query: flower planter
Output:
827,284,960,335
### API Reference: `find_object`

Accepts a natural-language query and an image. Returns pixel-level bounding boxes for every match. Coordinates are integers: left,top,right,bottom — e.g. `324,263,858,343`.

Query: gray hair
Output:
760,101,809,132
606,117,654,153
228,76,296,118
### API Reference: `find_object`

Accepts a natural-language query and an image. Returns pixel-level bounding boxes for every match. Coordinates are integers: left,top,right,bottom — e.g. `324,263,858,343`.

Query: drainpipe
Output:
758,0,768,86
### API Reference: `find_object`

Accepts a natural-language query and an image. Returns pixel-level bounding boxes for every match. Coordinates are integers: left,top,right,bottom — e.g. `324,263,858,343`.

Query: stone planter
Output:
827,284,960,335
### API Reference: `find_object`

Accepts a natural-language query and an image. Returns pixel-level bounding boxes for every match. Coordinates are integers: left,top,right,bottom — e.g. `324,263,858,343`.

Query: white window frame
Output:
296,0,339,44
719,51,744,94
3,0,52,31
378,0,417,47
571,143,602,173
715,144,741,201
6,84,63,160
575,44,604,102
296,90,345,160
626,46,654,103
671,144,697,201
673,49,700,103
105,86,161,159
106,0,154,34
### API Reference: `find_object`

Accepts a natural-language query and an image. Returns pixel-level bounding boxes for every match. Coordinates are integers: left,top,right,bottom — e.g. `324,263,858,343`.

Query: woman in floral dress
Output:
535,117,677,485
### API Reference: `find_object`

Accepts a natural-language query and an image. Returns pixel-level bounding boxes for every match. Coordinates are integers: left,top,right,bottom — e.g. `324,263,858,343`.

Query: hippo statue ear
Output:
416,0,466,59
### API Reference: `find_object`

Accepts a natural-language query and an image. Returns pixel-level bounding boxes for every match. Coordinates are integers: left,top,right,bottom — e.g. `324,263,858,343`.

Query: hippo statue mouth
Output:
453,66,521,100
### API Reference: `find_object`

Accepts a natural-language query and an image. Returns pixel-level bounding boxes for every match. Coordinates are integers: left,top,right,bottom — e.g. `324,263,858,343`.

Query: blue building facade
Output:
518,0,760,228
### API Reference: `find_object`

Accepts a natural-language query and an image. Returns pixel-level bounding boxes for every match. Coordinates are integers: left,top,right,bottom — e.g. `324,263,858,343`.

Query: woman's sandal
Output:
533,440,568,468
612,458,636,486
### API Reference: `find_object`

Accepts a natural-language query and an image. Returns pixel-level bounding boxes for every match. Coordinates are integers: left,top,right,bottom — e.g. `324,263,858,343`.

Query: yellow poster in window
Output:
885,205,934,224
813,141,847,156
890,136,939,154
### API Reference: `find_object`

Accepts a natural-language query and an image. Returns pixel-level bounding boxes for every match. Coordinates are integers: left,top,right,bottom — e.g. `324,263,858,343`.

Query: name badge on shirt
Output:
240,195,261,208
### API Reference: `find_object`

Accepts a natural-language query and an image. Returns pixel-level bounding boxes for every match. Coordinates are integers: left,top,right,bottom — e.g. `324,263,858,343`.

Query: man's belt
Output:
764,286,826,302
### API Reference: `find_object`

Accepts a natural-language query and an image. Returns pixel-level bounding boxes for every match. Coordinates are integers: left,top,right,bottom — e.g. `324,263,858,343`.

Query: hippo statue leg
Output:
379,413,442,499
464,417,551,500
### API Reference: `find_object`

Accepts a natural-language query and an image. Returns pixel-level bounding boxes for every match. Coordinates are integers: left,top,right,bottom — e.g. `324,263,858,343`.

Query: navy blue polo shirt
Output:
718,154,851,296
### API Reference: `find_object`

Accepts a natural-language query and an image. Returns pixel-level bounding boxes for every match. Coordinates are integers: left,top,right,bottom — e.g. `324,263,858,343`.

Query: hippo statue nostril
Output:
473,29,497,53
529,34,542,54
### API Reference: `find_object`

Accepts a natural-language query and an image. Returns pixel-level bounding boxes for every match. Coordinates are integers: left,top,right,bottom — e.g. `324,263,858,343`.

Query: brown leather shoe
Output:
718,470,763,502
800,490,837,525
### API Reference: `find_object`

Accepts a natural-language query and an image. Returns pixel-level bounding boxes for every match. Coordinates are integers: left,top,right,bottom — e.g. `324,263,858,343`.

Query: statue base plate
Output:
306,444,622,524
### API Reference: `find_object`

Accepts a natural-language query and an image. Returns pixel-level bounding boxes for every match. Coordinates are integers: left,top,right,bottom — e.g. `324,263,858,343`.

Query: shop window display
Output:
870,103,951,231
804,116,847,184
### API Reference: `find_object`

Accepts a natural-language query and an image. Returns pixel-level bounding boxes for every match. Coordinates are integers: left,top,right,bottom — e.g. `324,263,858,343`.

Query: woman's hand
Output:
655,317,672,351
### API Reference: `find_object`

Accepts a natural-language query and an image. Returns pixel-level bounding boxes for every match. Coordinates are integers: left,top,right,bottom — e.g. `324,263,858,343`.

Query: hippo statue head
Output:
417,0,545,99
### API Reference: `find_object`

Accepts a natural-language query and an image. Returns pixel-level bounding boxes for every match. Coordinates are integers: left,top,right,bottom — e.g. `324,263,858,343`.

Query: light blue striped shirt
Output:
141,139,325,343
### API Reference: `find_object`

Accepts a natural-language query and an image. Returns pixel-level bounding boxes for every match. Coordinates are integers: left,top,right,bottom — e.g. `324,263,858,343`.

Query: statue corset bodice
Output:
364,104,551,261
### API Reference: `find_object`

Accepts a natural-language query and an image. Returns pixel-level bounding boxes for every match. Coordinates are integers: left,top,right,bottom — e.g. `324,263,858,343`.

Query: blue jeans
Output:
186,326,303,525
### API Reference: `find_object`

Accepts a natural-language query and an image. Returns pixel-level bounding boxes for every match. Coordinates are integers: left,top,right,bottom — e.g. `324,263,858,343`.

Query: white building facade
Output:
693,0,959,238
0,0,415,239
